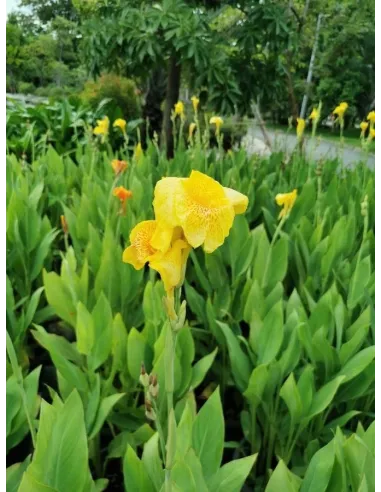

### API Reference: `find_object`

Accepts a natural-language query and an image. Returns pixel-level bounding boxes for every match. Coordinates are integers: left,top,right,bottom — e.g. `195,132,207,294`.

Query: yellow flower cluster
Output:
210,116,224,135
174,101,184,118
123,171,248,297
191,96,200,112
113,118,127,133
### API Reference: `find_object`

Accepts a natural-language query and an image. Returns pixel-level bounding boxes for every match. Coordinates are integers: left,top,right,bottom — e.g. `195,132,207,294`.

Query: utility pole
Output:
299,13,323,119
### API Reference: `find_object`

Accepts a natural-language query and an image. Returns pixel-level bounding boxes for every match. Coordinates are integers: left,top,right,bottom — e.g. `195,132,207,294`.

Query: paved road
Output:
245,125,375,170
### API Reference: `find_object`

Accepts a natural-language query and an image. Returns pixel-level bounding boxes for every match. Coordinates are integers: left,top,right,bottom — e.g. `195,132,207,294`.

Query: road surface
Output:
245,124,375,170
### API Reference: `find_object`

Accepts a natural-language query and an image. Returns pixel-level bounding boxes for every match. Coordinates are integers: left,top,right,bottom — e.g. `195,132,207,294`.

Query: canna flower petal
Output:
210,116,223,129
191,96,200,112
93,116,110,136
113,118,127,132
276,189,297,219
309,108,319,120
122,220,157,269
223,187,249,215
369,128,375,140
149,239,191,293
111,159,128,175
175,171,234,253
189,122,196,139
296,118,305,138
367,111,375,125
113,186,133,202
174,101,184,117
134,142,143,161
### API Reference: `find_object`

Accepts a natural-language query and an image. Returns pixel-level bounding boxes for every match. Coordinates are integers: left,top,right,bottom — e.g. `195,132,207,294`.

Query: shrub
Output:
81,73,141,121
18,82,36,95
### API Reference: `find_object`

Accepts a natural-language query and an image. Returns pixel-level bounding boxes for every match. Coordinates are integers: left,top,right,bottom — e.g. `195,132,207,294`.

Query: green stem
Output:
152,399,167,462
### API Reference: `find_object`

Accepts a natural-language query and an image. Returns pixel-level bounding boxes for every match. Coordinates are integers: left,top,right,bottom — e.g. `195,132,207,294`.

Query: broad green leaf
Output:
257,300,284,364
76,302,94,356
265,460,301,492
89,393,125,439
218,322,252,392
123,445,155,492
280,373,302,424
347,256,371,309
307,376,345,419
301,440,335,492
243,364,268,409
207,454,257,492
190,347,218,390
263,235,288,290
338,346,375,383
142,433,164,491
192,387,224,478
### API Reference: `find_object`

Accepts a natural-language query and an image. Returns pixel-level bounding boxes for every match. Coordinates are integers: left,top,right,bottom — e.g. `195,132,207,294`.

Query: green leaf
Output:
43,270,76,327
192,387,224,478
307,376,345,419
243,364,268,409
207,454,258,492
190,348,218,390
338,346,375,383
218,322,252,392
265,460,301,492
172,449,209,492
347,256,371,309
142,433,164,491
280,373,302,424
6,457,31,492
75,302,94,356
127,328,149,381
89,393,125,439
123,445,155,492
263,235,288,290
175,400,195,460
301,440,335,492
257,300,284,364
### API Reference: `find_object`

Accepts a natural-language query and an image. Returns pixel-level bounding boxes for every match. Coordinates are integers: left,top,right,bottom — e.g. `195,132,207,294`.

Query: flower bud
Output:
361,195,369,217
139,363,149,387
148,374,159,399
174,300,187,332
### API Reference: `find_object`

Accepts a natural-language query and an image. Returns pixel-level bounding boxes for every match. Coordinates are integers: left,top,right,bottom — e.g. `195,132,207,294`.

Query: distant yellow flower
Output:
174,101,184,118
360,121,369,137
296,118,305,139
93,116,109,137
188,123,196,139
113,186,133,202
309,108,320,121
113,118,127,133
369,128,375,140
191,96,200,112
276,189,297,219
134,142,143,161
367,111,375,125
210,116,224,135
111,159,128,175
122,220,191,294
333,102,348,120
151,171,248,253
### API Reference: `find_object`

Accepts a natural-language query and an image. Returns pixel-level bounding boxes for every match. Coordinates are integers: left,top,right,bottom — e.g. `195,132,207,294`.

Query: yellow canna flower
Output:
333,102,348,119
309,108,320,121
210,116,224,135
191,96,200,112
296,118,305,139
360,121,369,137
188,123,196,139
174,101,184,117
369,128,375,140
151,171,248,253
275,189,297,219
367,111,375,125
111,159,128,175
113,118,127,133
122,221,191,294
113,186,133,202
93,116,110,136
134,142,143,161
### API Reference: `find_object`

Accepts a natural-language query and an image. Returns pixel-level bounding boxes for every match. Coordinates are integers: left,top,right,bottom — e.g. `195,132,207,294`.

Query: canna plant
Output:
122,170,253,490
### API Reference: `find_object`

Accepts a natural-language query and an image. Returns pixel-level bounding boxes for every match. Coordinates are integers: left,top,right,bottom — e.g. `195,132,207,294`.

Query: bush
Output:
18,82,36,95
81,73,141,121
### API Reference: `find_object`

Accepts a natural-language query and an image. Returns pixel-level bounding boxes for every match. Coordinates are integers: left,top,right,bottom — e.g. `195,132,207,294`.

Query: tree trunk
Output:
285,51,299,120
162,54,181,159
142,68,166,145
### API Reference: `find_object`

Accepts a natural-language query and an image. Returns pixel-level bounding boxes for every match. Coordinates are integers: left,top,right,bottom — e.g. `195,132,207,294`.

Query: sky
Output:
7,0,24,15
